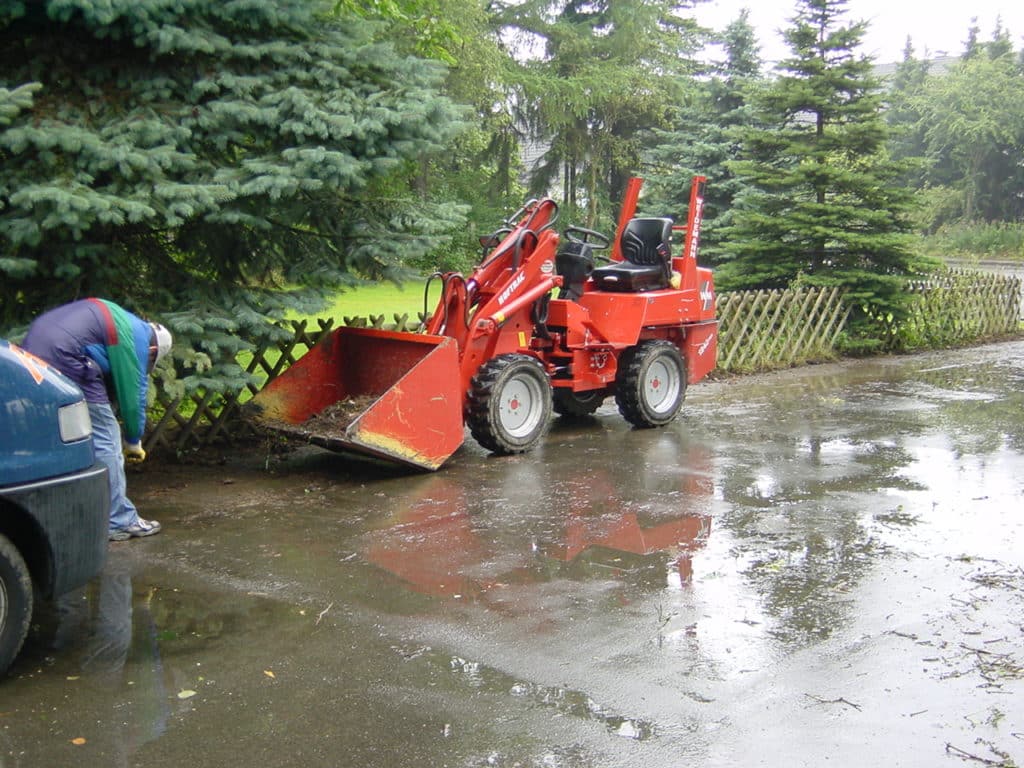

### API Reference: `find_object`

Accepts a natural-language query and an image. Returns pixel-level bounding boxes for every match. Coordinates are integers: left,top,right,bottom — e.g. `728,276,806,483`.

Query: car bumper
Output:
0,463,109,597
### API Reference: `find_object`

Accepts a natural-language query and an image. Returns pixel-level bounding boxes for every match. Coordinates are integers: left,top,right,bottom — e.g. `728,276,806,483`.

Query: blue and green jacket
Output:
23,298,153,443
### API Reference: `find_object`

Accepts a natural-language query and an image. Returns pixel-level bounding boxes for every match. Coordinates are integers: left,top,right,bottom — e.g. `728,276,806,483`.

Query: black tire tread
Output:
0,533,33,677
615,340,686,428
552,388,606,418
467,354,552,454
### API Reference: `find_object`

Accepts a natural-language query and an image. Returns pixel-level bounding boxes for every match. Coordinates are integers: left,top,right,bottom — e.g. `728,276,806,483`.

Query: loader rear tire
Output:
615,340,686,428
468,354,552,455
553,389,606,418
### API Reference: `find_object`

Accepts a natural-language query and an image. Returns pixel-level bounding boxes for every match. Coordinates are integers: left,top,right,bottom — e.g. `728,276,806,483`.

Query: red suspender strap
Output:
87,298,119,345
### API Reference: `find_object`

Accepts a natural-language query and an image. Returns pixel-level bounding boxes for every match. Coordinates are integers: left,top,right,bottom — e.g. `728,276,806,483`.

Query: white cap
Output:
150,323,172,364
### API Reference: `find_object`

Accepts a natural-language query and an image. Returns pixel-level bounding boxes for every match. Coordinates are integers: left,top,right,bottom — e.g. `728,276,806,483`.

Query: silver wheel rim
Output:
499,371,546,438
644,356,681,414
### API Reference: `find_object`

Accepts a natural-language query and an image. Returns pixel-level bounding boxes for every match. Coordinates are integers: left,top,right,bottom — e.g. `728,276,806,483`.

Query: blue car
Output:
0,339,109,676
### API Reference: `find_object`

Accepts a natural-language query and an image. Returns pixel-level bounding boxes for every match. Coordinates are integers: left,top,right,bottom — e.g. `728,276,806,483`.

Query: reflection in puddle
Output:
452,654,655,740
18,551,305,768
359,447,715,612
33,555,173,765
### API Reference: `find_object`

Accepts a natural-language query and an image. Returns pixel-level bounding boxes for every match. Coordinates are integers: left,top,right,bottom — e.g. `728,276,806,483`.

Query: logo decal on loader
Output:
687,196,704,261
700,281,714,311
498,273,526,306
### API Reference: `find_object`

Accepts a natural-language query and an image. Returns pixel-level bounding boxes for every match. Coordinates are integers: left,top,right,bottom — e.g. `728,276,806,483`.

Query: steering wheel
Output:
564,225,612,262
564,225,610,248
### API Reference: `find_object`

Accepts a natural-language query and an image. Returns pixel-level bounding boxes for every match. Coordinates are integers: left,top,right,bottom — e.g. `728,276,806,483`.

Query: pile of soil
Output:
301,395,377,434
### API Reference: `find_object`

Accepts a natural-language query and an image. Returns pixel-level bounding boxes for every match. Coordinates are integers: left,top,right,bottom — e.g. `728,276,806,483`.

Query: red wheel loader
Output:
248,176,718,471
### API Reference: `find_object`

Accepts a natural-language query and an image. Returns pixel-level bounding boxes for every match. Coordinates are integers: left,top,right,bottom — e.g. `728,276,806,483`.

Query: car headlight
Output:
58,400,92,443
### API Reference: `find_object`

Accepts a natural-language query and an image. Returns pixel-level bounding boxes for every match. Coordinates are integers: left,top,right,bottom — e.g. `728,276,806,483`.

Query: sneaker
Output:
109,518,162,541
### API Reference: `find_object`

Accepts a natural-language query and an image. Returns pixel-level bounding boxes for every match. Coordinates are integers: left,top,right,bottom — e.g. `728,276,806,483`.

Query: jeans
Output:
88,402,140,532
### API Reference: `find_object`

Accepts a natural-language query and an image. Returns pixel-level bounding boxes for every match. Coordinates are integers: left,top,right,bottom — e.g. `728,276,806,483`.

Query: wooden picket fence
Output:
143,270,1022,454
886,269,1022,348
716,286,849,372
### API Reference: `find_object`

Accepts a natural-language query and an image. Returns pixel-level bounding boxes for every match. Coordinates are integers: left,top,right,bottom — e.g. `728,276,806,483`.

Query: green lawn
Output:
232,280,444,400
293,280,443,323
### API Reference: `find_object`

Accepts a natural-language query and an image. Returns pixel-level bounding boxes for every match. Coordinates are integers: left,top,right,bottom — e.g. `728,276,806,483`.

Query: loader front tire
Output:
468,354,552,455
615,340,686,428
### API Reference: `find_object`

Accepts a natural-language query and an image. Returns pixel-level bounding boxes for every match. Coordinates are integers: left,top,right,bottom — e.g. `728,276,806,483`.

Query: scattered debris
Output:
945,740,1014,767
968,566,1024,592
804,694,862,711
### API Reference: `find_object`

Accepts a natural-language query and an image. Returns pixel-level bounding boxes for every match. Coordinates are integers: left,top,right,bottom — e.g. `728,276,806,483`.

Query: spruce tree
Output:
330,0,530,274
644,11,764,263
884,38,931,189
413,0,531,272
0,0,465,391
491,0,704,226
719,0,925,347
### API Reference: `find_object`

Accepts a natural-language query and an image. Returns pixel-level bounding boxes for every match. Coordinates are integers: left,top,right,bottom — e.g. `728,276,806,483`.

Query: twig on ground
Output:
945,742,1012,767
804,694,862,711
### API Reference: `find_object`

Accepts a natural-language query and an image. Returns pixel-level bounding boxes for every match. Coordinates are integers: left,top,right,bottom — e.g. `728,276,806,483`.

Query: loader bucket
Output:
249,327,465,471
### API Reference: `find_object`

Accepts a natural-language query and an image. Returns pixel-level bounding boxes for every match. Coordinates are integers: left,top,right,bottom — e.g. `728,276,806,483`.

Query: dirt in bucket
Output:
302,395,378,434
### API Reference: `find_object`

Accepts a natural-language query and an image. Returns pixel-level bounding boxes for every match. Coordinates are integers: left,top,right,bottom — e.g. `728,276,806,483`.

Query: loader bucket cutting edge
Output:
249,326,465,471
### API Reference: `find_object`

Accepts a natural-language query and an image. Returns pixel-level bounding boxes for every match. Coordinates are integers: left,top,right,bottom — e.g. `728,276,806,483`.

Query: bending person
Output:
23,298,171,541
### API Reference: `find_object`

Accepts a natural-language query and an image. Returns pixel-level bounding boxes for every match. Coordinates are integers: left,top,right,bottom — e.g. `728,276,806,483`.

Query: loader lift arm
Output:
425,197,563,382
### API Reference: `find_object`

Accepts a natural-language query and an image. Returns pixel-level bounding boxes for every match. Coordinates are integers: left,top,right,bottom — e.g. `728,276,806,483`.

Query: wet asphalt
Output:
3,339,1023,768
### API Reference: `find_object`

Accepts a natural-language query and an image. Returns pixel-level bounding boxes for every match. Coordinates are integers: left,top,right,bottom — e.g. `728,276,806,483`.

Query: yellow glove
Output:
124,442,147,463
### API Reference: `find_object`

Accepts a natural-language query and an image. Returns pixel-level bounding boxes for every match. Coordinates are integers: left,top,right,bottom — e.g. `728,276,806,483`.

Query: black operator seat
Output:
591,217,673,292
